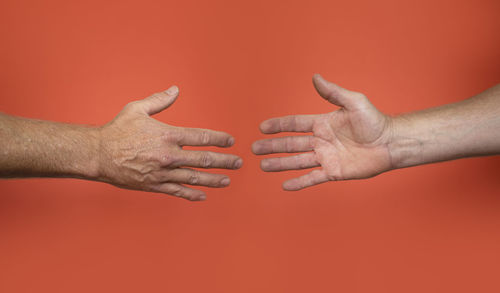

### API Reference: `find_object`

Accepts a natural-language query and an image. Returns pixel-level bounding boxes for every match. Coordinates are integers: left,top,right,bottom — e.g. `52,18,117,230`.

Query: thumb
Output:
312,74,365,110
140,85,179,116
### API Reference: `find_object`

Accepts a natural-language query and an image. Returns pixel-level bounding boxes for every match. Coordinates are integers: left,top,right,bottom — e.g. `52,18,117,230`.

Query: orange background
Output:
1,0,500,292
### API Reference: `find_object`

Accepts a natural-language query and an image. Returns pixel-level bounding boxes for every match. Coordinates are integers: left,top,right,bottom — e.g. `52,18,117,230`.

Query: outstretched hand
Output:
252,74,394,191
98,86,242,201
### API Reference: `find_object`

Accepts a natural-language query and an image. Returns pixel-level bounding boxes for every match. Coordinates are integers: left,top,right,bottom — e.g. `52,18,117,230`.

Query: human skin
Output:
252,74,500,191
0,86,242,201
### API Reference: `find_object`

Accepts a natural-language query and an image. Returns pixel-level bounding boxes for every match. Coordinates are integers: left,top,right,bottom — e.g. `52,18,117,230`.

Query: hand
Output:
98,86,242,201
252,74,394,191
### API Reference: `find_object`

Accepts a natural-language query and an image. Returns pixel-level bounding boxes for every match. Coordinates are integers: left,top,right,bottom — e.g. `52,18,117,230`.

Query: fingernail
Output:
199,194,207,201
166,85,179,95
220,178,230,186
228,137,235,146
234,158,243,169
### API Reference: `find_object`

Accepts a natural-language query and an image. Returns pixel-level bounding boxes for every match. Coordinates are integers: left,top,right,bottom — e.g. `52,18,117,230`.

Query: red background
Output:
1,0,500,292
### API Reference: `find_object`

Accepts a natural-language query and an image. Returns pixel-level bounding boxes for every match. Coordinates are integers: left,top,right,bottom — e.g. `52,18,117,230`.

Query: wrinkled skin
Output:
98,86,242,201
252,74,393,191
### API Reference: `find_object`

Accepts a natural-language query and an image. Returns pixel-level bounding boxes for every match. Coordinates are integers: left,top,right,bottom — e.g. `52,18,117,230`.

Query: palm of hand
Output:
312,107,392,181
253,74,393,191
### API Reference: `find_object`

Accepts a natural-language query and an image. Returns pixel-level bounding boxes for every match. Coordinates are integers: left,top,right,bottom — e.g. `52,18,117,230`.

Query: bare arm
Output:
252,74,500,190
0,86,243,201
389,85,500,168
0,112,100,179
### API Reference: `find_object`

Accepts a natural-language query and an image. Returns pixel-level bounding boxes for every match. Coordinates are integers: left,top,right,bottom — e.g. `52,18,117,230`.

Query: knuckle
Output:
171,129,184,143
160,132,172,144
170,186,183,197
161,153,177,167
146,172,162,184
270,139,278,153
147,184,161,193
150,92,163,100
145,152,160,162
216,176,227,187
227,158,236,169
230,156,242,169
326,174,337,181
124,101,139,111
135,174,148,185
201,153,213,167
200,131,210,145
188,171,200,185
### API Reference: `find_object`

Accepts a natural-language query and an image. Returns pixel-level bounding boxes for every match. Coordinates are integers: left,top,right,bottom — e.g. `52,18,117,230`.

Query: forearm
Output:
388,84,500,169
0,113,100,179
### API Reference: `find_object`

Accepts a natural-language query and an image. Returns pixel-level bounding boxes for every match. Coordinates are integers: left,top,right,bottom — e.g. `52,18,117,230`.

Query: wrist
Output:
77,125,102,180
386,114,425,170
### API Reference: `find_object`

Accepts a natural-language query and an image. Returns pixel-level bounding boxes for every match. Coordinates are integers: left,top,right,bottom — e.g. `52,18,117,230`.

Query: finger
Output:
252,136,314,155
312,74,366,110
152,182,206,201
260,114,317,134
282,169,330,191
163,168,231,187
176,150,243,169
138,86,179,115
260,153,319,172
174,127,235,148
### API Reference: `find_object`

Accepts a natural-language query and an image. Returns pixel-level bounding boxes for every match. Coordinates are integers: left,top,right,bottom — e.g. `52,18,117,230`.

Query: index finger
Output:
260,114,318,134
174,127,235,147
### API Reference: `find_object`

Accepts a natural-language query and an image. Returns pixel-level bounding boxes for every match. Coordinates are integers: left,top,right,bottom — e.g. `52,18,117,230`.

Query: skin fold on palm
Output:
252,74,394,191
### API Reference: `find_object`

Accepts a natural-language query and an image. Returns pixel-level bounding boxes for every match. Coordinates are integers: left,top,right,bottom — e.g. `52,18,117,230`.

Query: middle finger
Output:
176,150,243,169
252,136,314,155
